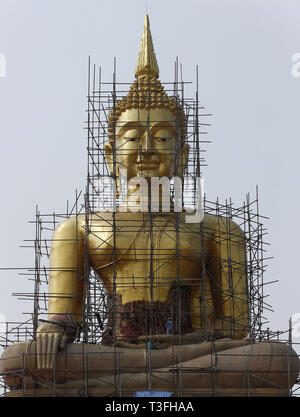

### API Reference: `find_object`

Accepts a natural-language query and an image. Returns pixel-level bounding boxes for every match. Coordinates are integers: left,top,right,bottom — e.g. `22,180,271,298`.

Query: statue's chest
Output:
89,218,203,280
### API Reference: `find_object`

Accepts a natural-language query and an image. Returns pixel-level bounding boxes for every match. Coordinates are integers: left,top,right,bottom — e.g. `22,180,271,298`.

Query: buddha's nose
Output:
141,130,153,154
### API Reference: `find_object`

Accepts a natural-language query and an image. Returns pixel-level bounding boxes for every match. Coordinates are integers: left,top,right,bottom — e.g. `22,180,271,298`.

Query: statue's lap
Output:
1,338,299,393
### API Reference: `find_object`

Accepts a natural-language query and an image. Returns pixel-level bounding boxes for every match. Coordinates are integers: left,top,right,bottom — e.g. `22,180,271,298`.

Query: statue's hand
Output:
36,321,66,369
36,315,80,369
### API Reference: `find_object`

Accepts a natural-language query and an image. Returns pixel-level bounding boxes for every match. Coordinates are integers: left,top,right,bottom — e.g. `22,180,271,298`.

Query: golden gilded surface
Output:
135,14,159,78
48,211,248,336
36,14,249,369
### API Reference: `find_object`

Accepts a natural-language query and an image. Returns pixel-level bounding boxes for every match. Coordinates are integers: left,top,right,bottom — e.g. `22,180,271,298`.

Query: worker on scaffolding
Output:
166,317,173,335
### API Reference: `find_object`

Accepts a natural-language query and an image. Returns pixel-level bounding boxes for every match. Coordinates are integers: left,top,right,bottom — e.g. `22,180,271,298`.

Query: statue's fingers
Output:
49,334,60,369
36,335,42,369
41,333,48,369
46,334,55,369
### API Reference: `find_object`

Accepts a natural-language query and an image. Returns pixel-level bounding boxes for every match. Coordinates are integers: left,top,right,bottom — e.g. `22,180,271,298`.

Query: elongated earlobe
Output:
176,143,190,178
104,142,114,175
104,142,120,198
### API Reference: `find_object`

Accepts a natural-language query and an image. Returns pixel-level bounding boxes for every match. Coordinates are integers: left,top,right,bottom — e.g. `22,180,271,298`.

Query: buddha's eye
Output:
156,137,168,142
124,137,137,142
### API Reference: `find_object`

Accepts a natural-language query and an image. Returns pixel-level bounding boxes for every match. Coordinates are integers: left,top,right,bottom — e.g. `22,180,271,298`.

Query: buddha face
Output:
105,108,189,182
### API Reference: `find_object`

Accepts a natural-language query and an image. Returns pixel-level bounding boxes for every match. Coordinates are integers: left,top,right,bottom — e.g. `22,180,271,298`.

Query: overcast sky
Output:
0,0,299,348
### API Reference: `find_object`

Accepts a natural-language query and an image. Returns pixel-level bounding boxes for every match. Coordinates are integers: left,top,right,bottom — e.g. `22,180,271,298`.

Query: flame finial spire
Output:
108,15,187,143
135,14,159,78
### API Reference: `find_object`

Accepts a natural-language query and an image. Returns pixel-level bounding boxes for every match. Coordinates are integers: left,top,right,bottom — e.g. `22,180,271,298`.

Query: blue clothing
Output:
166,320,173,334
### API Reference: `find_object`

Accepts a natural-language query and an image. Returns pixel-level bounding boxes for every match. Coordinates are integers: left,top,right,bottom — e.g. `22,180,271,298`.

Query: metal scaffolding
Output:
0,58,299,397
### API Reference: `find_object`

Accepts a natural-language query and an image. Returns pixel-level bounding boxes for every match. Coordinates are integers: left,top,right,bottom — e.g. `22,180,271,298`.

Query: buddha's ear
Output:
104,142,114,175
176,143,190,177
104,141,121,198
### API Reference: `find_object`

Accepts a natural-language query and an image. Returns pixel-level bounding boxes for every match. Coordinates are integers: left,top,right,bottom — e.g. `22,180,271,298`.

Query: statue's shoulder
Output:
53,214,85,237
178,212,244,236
202,213,245,237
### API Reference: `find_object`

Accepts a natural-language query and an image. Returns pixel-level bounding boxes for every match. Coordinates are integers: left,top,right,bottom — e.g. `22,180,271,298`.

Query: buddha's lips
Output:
136,161,159,170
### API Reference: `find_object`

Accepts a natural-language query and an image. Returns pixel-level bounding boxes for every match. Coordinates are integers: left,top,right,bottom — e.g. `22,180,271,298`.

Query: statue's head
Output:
104,15,189,183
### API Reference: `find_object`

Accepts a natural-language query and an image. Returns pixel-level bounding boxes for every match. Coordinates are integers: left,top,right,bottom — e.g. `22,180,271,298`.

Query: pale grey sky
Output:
0,0,299,345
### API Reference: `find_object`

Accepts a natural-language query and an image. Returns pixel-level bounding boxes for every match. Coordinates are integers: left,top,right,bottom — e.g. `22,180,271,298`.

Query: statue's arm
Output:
48,215,85,321
208,217,249,339
36,215,85,369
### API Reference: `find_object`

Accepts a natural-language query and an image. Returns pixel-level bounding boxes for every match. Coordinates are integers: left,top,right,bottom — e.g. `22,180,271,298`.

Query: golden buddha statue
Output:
1,15,299,397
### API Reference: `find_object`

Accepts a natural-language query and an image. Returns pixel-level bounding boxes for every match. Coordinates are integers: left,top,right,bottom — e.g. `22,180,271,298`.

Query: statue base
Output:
1,338,299,397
